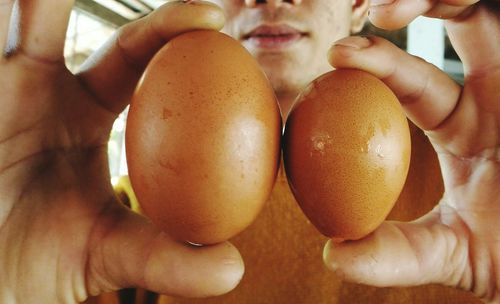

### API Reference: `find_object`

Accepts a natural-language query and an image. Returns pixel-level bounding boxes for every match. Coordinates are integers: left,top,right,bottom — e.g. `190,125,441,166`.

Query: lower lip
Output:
247,33,304,50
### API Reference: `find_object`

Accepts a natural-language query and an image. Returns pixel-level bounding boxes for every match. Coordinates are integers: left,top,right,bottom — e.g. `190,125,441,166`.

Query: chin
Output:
270,78,302,98
260,66,306,97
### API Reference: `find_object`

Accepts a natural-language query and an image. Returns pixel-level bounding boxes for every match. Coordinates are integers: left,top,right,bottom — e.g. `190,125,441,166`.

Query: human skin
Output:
163,0,499,303
0,1,243,303
0,0,498,303
325,2,500,302
187,0,500,302
210,0,369,117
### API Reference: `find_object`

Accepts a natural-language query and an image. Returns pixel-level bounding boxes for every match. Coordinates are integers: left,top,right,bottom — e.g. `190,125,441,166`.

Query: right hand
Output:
0,1,243,303
324,1,499,302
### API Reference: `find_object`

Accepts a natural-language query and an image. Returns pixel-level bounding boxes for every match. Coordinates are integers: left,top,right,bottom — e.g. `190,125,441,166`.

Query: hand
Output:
0,1,243,302
323,1,499,302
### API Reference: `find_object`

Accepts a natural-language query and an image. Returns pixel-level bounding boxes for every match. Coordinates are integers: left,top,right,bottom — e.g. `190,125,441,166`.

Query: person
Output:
0,0,498,303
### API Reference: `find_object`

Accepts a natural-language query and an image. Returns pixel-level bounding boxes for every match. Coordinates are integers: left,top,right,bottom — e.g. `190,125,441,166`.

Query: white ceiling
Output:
141,0,168,8
75,0,169,26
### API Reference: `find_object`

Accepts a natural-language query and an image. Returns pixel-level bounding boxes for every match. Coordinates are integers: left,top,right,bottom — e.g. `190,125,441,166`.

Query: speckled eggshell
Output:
283,69,411,241
126,30,282,245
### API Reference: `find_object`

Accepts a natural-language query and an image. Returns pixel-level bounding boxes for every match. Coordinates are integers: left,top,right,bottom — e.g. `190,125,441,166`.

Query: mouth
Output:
243,24,308,50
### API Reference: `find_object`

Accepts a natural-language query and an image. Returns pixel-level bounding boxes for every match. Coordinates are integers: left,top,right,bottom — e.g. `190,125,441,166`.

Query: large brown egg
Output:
283,69,411,241
126,30,281,245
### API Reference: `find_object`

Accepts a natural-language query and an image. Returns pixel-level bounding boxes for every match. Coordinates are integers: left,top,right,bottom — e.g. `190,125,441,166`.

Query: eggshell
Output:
283,69,411,241
126,30,281,245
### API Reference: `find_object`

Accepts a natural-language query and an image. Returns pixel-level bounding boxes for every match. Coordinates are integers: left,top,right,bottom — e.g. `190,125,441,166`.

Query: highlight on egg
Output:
283,69,411,241
126,30,282,245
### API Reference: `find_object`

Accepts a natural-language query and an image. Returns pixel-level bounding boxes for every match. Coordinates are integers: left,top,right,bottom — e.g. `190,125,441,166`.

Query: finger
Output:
76,0,225,114
445,3,500,80
328,36,461,131
323,213,468,288
423,3,500,155
10,0,73,61
368,0,479,30
369,0,432,30
86,206,244,298
0,0,14,56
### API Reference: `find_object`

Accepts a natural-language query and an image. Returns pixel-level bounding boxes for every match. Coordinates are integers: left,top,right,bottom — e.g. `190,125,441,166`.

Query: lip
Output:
243,24,307,50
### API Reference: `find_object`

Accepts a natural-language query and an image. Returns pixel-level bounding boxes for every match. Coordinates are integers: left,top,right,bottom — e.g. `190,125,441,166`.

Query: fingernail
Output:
323,240,336,270
370,0,395,6
323,243,346,280
333,36,372,49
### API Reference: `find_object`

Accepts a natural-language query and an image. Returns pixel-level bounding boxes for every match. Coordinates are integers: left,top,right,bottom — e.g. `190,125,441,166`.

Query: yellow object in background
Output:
113,175,143,214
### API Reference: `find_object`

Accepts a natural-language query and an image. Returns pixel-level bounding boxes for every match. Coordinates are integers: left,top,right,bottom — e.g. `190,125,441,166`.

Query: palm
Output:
0,1,242,303
428,77,500,297
0,44,129,303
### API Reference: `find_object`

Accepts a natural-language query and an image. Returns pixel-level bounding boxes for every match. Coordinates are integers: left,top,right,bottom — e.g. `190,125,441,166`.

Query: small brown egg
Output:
126,30,281,245
283,69,411,241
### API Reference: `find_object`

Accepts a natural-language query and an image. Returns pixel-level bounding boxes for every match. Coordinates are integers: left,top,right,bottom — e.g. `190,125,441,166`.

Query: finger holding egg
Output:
282,31,448,244
84,0,282,248
77,0,226,114
321,4,500,300
318,34,456,271
328,36,461,132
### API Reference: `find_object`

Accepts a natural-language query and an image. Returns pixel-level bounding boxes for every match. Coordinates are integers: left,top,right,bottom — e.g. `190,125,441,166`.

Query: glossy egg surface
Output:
126,30,281,245
283,69,411,241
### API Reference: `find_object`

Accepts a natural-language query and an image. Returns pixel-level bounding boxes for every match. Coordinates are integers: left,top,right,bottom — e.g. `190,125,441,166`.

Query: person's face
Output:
211,0,368,97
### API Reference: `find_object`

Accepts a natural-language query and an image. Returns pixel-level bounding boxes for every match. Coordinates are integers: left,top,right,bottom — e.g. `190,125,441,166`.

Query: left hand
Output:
323,1,499,302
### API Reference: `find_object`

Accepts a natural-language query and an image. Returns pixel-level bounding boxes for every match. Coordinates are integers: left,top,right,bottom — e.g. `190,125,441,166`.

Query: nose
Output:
244,0,302,7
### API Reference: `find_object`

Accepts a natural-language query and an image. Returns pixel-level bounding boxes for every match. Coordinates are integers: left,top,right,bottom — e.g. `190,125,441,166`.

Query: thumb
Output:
323,211,467,288
76,0,226,114
85,205,244,298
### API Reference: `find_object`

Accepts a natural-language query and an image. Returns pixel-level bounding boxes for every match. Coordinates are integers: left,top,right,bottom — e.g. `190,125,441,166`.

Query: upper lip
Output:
243,24,307,39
